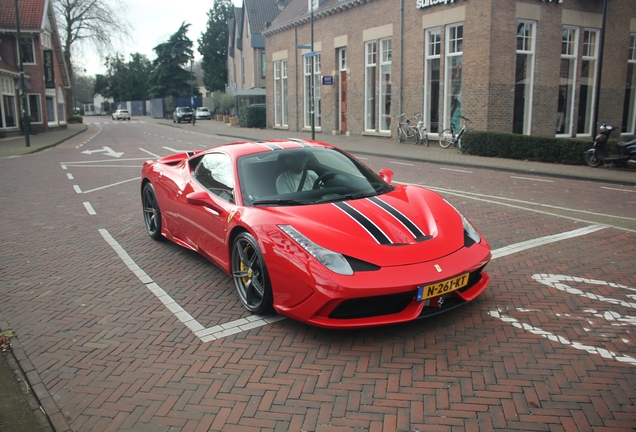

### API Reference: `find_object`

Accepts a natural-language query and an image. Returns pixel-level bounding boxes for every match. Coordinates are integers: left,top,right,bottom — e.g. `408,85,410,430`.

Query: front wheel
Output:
398,127,406,143
142,183,163,241
231,233,273,315
585,151,602,168
439,129,454,149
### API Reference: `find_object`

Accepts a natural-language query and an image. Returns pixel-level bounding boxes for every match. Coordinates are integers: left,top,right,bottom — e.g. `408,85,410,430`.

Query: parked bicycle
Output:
413,113,429,146
394,113,418,145
439,116,471,149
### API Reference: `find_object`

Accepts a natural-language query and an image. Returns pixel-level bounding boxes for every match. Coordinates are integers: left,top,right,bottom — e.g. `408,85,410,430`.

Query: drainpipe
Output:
399,0,404,118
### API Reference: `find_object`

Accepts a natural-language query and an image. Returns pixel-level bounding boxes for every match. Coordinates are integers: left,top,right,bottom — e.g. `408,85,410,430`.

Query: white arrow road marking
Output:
81,146,123,158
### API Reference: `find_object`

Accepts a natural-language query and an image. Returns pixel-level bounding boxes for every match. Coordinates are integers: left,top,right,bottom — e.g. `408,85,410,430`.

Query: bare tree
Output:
53,0,130,113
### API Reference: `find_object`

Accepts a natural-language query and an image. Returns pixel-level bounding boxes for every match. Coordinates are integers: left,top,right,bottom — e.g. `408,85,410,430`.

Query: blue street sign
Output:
304,51,317,58
321,76,333,85
297,45,311,49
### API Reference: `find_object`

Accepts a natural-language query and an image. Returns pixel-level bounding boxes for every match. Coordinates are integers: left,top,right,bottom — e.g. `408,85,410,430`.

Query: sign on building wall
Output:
43,50,55,89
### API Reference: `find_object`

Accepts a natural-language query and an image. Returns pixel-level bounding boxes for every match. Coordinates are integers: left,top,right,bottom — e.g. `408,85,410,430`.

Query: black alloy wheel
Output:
142,183,163,241
231,233,273,315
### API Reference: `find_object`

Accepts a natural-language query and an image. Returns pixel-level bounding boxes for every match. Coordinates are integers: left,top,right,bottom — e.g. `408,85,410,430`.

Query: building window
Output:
20,37,35,64
274,62,281,126
3,95,17,127
513,21,535,135
445,24,463,132
424,28,441,133
557,26,578,136
28,94,43,123
303,53,321,129
261,51,266,79
364,41,377,131
622,33,636,135
46,96,55,123
282,60,288,127
577,29,598,136
364,38,392,132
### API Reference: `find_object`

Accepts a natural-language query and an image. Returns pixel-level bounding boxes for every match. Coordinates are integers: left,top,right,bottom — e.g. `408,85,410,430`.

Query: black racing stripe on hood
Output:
333,202,392,245
368,196,425,239
286,139,313,147
259,142,284,151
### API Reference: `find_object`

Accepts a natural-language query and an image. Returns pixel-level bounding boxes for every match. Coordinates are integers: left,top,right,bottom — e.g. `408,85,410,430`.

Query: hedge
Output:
459,131,594,165
239,105,266,129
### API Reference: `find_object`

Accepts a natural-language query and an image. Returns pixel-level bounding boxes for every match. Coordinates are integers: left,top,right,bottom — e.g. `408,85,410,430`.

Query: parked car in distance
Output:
195,107,212,120
173,107,194,123
112,109,131,121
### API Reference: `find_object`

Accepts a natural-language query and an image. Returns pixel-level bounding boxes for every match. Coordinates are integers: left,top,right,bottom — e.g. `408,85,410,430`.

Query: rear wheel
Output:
231,233,273,315
398,127,406,143
585,152,602,168
418,133,429,147
142,183,163,240
407,128,419,145
439,129,454,149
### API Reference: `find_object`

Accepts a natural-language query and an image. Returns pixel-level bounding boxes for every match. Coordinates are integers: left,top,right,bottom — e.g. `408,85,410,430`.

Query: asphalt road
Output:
0,118,634,431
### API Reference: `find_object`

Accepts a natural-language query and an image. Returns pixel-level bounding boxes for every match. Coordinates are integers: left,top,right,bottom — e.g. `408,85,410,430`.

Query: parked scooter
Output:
585,123,636,168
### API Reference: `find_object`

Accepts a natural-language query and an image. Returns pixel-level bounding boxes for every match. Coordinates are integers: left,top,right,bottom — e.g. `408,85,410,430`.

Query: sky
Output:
78,0,242,77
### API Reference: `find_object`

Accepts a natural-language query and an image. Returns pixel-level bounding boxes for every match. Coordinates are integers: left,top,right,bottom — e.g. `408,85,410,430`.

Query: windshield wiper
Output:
251,199,309,206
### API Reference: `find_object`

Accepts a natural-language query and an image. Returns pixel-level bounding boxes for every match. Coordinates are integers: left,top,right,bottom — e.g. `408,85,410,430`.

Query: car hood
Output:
260,185,466,267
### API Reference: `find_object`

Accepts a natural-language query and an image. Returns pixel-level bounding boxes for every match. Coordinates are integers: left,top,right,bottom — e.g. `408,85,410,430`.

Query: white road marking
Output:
66,173,74,180
163,147,182,153
601,186,635,193
73,185,82,193
139,148,161,158
99,229,285,343
510,176,554,182
83,202,96,215
82,177,140,194
389,161,415,166
440,167,472,173
100,223,605,343
489,309,636,366
491,225,607,259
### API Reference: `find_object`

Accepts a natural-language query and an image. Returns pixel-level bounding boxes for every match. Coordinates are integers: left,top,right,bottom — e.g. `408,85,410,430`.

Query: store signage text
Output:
416,0,463,9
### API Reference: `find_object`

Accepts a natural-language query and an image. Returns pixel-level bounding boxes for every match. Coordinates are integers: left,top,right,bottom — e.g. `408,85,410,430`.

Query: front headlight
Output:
279,225,354,276
444,199,481,245
462,215,481,244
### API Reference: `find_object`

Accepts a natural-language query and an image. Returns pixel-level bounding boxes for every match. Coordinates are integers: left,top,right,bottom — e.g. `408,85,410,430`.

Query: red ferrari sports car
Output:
141,139,491,329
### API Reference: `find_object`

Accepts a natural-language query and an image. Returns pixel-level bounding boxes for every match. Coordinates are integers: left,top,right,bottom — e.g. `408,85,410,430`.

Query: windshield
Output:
238,147,393,206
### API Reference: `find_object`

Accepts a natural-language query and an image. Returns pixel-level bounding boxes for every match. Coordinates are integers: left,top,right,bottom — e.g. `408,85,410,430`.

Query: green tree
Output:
148,22,199,99
199,0,234,92
94,53,153,102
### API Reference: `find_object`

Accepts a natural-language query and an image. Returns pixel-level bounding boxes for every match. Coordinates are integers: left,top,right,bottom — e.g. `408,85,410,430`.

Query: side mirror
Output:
186,191,221,213
379,168,394,184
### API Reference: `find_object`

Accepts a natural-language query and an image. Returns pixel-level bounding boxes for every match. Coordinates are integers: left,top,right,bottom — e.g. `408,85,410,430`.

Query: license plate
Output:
417,273,469,301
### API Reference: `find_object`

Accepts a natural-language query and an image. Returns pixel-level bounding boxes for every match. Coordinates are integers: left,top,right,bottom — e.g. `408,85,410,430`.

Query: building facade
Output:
263,0,636,140
0,0,71,138
227,0,284,112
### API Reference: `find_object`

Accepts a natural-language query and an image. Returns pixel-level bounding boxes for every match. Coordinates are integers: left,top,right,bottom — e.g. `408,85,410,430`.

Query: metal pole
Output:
14,0,30,147
310,2,315,140
591,0,608,139
190,59,194,107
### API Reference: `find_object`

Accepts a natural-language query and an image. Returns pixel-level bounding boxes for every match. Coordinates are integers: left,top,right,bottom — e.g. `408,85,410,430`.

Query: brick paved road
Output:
0,121,634,431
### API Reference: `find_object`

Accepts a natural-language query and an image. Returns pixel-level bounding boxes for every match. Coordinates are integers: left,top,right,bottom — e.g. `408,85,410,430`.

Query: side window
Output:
194,153,235,203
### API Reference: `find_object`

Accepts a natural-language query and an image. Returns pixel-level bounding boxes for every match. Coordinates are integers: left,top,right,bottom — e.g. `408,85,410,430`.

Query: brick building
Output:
0,0,71,138
263,0,636,140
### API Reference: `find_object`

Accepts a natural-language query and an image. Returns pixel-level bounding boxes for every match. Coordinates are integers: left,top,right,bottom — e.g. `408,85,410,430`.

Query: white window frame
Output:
281,60,288,127
19,37,36,65
443,23,463,132
622,33,636,135
364,41,377,132
274,61,281,126
513,20,536,135
27,93,43,124
303,53,321,130
557,26,578,137
576,28,599,137
424,28,441,134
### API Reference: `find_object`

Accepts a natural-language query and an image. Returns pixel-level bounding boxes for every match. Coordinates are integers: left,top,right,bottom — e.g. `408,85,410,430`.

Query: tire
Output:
439,129,454,148
142,183,163,241
407,128,418,145
231,233,273,315
398,127,405,143
585,152,602,168
419,133,429,147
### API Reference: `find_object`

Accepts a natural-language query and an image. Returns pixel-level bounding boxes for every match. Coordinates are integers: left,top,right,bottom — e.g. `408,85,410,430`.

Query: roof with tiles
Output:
265,0,376,34
0,0,46,31
243,0,282,35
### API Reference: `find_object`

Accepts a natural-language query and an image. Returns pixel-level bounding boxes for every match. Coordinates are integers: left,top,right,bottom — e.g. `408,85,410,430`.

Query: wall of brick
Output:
264,0,636,140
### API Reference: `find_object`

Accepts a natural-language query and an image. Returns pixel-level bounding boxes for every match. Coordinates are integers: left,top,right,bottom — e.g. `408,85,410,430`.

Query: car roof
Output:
202,139,336,159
